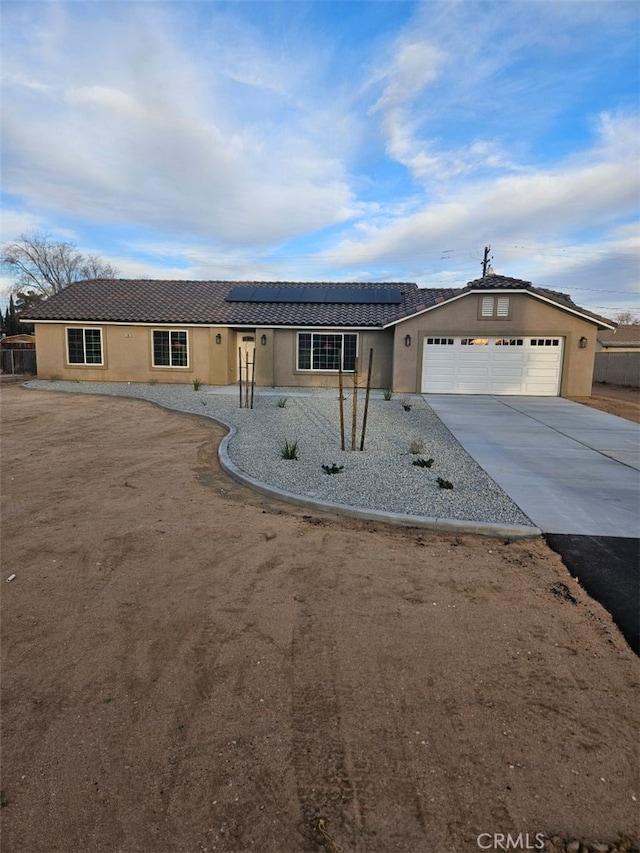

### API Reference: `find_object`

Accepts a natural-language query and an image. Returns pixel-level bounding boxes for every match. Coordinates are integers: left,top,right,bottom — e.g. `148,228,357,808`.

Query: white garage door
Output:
421,336,564,395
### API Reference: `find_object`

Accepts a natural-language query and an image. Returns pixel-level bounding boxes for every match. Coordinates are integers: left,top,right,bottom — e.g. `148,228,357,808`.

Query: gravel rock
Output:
24,381,536,530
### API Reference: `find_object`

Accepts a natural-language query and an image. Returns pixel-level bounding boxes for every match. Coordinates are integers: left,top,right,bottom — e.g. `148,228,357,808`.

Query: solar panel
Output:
225,285,403,304
226,286,256,301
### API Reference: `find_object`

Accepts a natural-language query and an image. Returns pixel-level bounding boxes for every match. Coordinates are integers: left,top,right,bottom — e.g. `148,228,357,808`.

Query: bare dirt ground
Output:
571,383,640,424
1,384,638,853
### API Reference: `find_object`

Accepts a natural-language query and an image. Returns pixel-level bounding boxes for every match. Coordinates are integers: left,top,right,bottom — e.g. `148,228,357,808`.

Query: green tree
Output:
3,295,22,337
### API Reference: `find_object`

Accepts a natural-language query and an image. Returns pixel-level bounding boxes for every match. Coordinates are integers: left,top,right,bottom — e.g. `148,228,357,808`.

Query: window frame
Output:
296,331,358,372
66,327,104,366
152,329,190,369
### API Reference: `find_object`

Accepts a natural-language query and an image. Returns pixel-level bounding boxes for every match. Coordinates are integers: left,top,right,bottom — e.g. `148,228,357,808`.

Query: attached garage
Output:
421,335,564,395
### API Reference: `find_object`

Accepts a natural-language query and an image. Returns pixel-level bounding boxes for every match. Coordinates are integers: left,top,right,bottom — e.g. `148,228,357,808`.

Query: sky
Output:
1,0,639,319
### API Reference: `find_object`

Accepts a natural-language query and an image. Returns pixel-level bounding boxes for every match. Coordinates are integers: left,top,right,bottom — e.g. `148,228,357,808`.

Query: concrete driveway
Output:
424,396,640,537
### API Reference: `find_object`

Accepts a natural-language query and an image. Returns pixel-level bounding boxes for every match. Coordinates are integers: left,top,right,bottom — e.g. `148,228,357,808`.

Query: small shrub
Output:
412,457,434,468
409,438,425,454
277,397,288,408
322,463,344,475
280,439,299,460
437,477,454,490
400,397,412,411
193,377,202,390
382,389,393,401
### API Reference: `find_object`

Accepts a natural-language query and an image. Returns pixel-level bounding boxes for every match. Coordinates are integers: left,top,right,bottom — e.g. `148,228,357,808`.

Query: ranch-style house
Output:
22,273,614,397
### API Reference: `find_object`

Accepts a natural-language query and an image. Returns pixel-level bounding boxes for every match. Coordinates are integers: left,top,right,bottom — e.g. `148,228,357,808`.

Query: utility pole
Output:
482,245,492,277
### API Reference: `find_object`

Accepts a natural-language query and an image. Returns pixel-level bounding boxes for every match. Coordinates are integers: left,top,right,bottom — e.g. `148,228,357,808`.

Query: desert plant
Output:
277,397,288,408
409,438,425,454
437,477,454,489
193,377,202,390
412,457,434,468
280,439,299,460
400,397,412,411
382,389,393,401
322,463,344,475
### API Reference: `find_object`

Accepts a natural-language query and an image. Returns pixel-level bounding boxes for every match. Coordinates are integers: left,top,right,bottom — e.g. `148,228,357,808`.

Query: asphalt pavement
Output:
545,535,639,655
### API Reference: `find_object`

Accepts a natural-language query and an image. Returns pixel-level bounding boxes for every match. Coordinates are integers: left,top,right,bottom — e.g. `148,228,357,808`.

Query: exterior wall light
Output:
404,334,412,347
261,334,267,346
579,336,588,349
215,333,222,345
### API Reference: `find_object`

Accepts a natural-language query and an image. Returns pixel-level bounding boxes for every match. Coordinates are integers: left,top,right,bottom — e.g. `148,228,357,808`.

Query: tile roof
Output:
22,279,460,328
464,274,533,290
598,325,640,346
464,274,613,327
22,275,613,329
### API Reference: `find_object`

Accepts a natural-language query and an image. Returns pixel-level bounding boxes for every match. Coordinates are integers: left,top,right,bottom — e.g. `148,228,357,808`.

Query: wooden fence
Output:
593,352,639,388
0,349,37,375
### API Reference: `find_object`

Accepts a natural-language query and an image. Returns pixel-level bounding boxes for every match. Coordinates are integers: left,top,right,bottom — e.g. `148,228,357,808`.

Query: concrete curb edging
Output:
218,427,542,540
20,381,541,540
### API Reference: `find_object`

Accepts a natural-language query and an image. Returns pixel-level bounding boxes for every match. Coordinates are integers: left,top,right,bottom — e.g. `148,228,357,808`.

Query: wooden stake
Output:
338,354,345,451
245,351,250,409
351,356,359,451
250,352,255,409
359,348,373,451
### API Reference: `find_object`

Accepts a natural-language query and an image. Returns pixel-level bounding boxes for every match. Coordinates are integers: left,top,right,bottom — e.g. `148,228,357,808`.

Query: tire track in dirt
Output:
291,594,359,849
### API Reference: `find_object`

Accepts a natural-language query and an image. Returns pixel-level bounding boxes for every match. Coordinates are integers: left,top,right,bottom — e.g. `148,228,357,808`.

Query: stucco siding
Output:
270,328,393,389
33,323,225,384
33,323,395,389
392,292,598,397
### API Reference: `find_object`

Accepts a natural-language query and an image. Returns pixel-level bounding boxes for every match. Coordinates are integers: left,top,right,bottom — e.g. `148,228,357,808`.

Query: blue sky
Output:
1,0,638,318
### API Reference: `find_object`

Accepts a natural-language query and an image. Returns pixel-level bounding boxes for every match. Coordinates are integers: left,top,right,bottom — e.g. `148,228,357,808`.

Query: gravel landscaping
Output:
24,380,536,530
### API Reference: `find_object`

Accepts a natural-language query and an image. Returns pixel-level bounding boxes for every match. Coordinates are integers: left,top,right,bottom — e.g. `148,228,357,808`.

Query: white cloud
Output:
1,0,637,312
0,210,49,242
1,3,357,246
323,111,639,268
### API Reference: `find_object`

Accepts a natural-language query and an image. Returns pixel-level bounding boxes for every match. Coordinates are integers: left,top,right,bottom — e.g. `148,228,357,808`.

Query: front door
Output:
236,332,256,384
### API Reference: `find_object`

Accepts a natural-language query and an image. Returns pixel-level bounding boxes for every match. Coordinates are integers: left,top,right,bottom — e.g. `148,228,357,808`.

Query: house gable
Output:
385,274,614,331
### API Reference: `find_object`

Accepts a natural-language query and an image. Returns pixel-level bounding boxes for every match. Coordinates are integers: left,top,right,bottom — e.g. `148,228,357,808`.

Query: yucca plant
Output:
280,439,299,460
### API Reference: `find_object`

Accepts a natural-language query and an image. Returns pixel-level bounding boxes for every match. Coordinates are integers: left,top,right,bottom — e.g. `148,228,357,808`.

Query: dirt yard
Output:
571,383,640,424
1,384,638,853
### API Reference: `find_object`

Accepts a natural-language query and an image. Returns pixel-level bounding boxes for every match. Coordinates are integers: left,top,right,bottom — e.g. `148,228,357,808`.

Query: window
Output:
480,295,511,319
66,328,103,365
495,338,523,346
297,332,357,371
461,338,489,346
153,330,188,367
530,338,559,347
426,338,454,345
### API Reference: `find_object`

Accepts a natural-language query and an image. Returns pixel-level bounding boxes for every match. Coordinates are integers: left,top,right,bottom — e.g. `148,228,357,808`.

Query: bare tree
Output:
1,231,119,300
613,310,640,325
